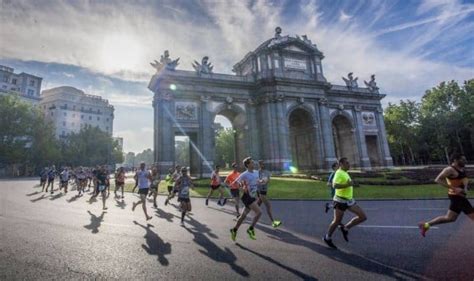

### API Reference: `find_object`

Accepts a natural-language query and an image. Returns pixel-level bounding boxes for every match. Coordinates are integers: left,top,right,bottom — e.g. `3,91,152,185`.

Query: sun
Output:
100,33,144,73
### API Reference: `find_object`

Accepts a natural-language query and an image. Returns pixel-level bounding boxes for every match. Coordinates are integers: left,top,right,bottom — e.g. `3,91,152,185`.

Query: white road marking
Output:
409,208,446,211
357,225,439,229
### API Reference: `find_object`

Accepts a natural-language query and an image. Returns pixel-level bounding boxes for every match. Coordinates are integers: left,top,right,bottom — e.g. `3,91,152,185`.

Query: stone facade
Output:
149,28,393,177
0,64,42,105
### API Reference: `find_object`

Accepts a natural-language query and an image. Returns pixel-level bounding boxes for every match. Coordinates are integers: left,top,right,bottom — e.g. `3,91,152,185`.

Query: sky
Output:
1,0,473,153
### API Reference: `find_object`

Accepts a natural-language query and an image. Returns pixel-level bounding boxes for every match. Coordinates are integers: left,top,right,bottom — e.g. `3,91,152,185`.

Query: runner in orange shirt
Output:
225,163,241,218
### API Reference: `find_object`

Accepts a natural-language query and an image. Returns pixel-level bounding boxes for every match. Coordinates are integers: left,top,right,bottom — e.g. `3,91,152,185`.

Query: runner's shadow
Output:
207,206,240,217
49,193,64,200
134,221,171,266
26,191,41,196
30,194,47,203
185,216,248,277
67,195,80,203
115,198,126,209
235,243,317,280
155,208,176,222
255,225,422,280
84,210,106,234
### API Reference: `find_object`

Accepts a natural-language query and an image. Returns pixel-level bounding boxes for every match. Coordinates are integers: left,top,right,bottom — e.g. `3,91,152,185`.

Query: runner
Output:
149,165,161,208
45,165,56,194
40,167,48,191
323,157,367,249
324,163,339,213
86,168,93,191
230,157,263,241
96,165,109,210
176,167,194,226
59,167,70,194
132,162,153,220
164,165,181,206
206,165,227,206
165,168,175,197
419,153,473,237
114,167,126,199
224,163,241,218
76,167,87,196
257,160,282,228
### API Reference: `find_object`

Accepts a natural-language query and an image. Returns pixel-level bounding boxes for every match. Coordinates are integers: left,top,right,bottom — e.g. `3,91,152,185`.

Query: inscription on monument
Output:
175,102,198,120
284,58,307,70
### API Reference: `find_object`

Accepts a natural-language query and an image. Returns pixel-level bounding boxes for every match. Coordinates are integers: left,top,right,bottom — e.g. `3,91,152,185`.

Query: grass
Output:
113,177,473,200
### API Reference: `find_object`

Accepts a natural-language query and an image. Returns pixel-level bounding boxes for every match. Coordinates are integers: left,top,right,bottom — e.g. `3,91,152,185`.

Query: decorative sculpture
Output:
192,56,213,74
275,26,282,38
364,74,379,93
342,72,358,90
150,50,179,71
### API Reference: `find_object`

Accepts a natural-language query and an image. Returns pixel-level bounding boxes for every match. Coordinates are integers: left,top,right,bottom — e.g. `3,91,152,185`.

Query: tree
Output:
215,128,235,168
175,139,190,167
135,149,154,166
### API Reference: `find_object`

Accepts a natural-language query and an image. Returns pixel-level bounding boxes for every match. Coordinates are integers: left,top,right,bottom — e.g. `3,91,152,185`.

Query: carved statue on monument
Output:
342,72,358,90
192,56,213,74
364,74,379,93
150,50,180,71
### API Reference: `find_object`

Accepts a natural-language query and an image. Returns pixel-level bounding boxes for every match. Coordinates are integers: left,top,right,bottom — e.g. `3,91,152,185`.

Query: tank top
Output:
447,166,467,195
178,176,192,198
137,170,150,189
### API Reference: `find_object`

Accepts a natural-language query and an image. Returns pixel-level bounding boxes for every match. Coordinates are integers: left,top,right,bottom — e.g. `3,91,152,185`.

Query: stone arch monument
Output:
149,27,393,177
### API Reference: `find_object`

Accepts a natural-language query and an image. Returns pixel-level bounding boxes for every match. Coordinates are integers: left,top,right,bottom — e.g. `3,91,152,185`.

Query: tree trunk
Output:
455,129,465,155
408,146,416,165
444,147,450,165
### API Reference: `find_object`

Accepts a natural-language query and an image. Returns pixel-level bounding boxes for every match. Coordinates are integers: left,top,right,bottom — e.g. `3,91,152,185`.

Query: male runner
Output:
59,167,70,193
165,168,175,196
96,166,109,210
230,157,263,241
114,167,126,199
45,165,56,194
132,162,153,220
164,165,181,206
149,165,161,208
76,167,87,196
206,165,226,206
224,163,241,217
325,163,339,213
257,160,282,228
40,167,48,191
323,157,367,249
176,167,194,226
419,153,473,237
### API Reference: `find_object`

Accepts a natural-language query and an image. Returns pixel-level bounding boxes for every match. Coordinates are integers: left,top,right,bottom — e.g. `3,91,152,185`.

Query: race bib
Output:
98,185,106,191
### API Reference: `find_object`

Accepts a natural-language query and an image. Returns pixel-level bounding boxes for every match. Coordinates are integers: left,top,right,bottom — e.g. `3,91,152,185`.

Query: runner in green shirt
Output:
323,157,367,249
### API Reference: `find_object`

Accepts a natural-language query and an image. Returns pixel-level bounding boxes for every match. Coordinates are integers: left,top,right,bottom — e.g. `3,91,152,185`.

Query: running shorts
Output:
178,197,190,203
98,185,106,192
210,184,220,190
258,190,268,196
241,192,256,208
167,186,173,193
138,188,149,195
150,185,158,192
333,196,356,211
448,195,473,214
230,189,240,198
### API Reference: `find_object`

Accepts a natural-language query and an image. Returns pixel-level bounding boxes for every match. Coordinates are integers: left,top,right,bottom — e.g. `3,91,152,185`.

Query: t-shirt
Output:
136,169,150,189
258,170,271,192
165,174,173,186
225,171,241,190
150,173,161,188
178,176,192,198
60,170,69,182
48,169,56,179
97,171,108,186
332,169,353,200
116,172,125,183
235,170,259,198
211,171,221,186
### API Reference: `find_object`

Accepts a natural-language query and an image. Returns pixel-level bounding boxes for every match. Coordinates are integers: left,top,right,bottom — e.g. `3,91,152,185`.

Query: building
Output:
39,86,114,138
0,65,42,105
150,27,393,177
113,137,124,152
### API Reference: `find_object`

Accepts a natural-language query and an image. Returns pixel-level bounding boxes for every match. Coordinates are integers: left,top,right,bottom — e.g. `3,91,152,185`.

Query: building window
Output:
97,117,100,121
89,116,92,120
81,106,84,111
106,118,109,122
29,80,35,87
63,121,66,126
51,112,54,116
81,115,84,119
2,75,8,83
268,56,272,69
27,89,34,96
89,107,92,112
62,131,65,136
106,126,109,131
274,59,279,69
63,112,67,117
12,78,17,85
72,114,75,118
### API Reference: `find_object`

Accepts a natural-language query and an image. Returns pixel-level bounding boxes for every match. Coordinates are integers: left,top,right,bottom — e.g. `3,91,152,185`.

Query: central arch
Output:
288,108,317,171
332,115,358,166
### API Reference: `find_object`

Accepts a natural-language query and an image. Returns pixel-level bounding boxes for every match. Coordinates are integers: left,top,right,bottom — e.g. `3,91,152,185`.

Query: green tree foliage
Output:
135,148,154,166
215,128,235,168
175,139,190,167
386,79,474,164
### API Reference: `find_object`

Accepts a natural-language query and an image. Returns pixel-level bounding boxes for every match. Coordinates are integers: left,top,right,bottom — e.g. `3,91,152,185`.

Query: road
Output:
1,179,473,280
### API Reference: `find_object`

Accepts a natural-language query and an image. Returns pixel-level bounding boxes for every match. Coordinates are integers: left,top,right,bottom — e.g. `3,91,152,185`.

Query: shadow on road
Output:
26,191,41,196
84,210,106,234
154,208,176,222
66,194,80,203
134,221,171,266
49,193,64,200
184,216,249,277
115,198,126,209
30,194,47,202
256,224,421,280
235,243,317,280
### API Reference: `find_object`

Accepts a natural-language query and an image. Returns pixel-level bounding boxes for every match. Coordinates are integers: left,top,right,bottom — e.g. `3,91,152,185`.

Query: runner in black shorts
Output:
96,166,109,210
206,165,226,206
132,162,153,220
419,153,473,237
176,167,194,226
164,166,180,206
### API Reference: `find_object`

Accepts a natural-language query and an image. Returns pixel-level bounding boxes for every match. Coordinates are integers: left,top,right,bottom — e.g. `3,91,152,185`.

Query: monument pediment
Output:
283,45,307,53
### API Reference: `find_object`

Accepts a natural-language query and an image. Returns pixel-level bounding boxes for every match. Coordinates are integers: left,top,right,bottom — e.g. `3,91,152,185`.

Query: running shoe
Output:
247,228,256,240
230,228,237,241
323,236,338,249
222,198,227,206
272,220,282,228
153,203,158,208
418,222,429,237
339,224,349,242
205,199,209,206
164,199,169,206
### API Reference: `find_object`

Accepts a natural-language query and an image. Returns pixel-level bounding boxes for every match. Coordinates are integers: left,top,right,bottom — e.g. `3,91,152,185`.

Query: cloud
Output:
62,72,74,78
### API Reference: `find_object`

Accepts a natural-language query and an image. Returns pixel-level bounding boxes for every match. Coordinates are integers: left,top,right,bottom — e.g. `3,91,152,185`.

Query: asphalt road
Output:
1,179,473,280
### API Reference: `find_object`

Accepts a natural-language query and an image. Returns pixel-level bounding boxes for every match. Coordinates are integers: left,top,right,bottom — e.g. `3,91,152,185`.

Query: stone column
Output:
318,98,337,169
153,91,175,176
353,106,371,170
312,101,324,171
375,107,394,167
246,98,260,160
276,96,291,172
200,96,214,177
